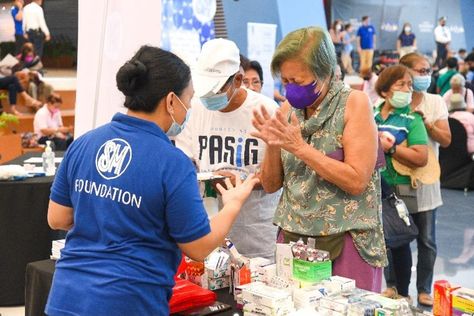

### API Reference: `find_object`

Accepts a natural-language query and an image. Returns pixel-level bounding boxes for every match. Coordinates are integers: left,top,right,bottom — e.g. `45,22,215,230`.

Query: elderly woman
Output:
374,65,429,301
252,26,386,291
443,74,474,113
398,53,451,306
449,94,474,153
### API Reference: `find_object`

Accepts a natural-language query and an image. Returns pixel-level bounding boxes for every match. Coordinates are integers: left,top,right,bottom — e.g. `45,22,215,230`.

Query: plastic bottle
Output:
42,140,56,176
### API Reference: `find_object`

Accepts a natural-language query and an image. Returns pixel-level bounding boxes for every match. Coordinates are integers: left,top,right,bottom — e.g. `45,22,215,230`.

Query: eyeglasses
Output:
412,68,432,76
243,79,262,88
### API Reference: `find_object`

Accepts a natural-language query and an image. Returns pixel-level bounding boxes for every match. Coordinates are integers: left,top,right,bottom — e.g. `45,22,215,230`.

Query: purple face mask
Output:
285,81,322,109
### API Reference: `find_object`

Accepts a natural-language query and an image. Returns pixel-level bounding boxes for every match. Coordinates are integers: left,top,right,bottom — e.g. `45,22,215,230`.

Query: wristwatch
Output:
387,143,397,156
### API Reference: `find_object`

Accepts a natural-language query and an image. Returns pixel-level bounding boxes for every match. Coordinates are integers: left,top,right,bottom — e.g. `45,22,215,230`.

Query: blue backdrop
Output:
332,0,468,54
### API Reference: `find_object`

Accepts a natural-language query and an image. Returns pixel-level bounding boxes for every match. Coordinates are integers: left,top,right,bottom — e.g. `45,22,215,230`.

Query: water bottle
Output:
42,140,56,176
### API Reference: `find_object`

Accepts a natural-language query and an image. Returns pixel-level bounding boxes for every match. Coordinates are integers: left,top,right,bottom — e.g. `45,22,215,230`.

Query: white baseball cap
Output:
193,38,240,97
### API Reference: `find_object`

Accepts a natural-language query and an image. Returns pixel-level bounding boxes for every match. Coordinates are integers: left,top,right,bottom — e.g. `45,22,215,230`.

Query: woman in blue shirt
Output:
45,46,259,316
397,23,417,58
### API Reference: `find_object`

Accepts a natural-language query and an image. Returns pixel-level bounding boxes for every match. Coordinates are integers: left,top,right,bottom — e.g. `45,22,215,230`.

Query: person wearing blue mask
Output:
175,38,280,261
395,53,451,307
251,27,386,291
45,45,259,316
373,65,429,302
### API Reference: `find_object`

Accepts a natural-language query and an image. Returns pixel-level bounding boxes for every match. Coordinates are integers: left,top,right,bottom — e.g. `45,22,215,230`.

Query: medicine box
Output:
433,280,461,316
452,287,474,315
292,259,332,283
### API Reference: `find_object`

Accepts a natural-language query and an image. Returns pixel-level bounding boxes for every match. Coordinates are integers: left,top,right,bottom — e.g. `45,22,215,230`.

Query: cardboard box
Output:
452,310,474,316
292,259,332,283
318,306,346,316
257,263,277,284
364,294,401,312
276,243,293,281
203,275,230,290
205,267,230,279
293,286,326,309
329,276,356,292
232,265,251,288
242,282,292,309
433,280,461,316
243,302,294,316
452,287,474,315
375,308,396,316
319,296,350,314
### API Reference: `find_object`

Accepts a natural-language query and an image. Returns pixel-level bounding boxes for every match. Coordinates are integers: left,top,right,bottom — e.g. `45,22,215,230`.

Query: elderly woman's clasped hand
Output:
251,105,306,154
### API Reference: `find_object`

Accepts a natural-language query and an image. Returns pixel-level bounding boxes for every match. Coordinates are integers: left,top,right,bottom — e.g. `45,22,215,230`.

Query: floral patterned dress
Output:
273,81,387,268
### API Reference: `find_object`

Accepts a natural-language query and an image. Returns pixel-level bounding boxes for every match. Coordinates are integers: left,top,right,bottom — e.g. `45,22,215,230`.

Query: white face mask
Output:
404,26,411,33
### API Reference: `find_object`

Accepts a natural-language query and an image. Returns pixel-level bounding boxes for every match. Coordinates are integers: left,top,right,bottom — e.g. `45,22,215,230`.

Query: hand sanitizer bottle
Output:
42,140,56,176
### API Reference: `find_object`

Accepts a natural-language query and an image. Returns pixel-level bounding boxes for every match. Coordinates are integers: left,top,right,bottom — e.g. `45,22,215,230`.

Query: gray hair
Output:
449,93,466,111
271,27,336,81
450,74,466,88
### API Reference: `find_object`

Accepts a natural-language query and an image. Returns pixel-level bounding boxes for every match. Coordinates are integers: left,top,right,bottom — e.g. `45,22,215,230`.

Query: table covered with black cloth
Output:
0,153,65,306
26,259,242,316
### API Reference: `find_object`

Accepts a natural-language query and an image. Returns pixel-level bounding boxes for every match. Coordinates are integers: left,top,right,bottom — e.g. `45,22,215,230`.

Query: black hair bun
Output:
116,60,148,96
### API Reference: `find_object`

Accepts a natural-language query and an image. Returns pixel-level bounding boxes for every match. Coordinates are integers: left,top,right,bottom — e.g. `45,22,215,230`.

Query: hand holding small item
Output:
216,174,260,209
379,131,396,152
210,170,237,194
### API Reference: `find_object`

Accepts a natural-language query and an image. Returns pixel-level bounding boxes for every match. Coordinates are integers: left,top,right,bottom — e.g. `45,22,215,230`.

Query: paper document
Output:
0,54,19,67
197,172,226,181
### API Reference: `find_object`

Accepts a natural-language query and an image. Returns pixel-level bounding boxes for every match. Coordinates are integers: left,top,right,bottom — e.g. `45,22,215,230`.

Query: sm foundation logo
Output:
95,138,132,180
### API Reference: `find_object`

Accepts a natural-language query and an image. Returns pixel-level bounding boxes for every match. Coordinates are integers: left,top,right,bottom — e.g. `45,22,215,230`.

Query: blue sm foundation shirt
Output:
46,113,210,316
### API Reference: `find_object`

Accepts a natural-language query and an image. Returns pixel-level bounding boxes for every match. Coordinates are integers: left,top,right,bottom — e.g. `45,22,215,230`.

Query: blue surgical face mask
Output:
390,90,412,108
200,92,228,111
200,83,232,111
412,75,432,92
166,95,190,137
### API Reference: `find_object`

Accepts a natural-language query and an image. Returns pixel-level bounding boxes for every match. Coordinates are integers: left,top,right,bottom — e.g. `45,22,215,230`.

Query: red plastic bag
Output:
175,255,188,280
169,279,217,314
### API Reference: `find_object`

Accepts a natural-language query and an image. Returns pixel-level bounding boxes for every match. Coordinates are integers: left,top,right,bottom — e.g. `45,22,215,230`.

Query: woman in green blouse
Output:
252,26,386,291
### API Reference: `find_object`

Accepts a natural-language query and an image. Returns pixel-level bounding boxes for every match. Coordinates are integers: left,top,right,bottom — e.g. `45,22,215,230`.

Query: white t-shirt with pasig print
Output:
176,89,281,260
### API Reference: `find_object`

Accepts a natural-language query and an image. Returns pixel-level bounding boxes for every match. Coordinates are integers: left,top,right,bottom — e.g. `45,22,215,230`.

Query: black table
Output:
26,259,242,316
0,153,65,306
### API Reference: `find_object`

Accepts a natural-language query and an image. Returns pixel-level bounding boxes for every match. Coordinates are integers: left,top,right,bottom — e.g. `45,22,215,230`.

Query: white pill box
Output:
242,282,293,309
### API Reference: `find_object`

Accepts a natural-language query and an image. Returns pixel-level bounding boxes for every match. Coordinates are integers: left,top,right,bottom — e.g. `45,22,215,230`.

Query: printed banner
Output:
247,22,278,99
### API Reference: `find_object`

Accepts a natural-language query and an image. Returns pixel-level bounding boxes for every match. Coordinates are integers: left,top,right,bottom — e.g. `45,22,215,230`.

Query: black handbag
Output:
381,177,419,249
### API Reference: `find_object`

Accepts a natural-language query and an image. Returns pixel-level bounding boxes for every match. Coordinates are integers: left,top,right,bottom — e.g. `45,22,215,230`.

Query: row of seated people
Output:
440,92,474,190
0,42,50,115
1,44,75,152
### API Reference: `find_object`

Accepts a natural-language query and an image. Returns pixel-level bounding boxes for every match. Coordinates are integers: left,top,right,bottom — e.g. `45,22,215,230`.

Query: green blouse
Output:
273,81,387,268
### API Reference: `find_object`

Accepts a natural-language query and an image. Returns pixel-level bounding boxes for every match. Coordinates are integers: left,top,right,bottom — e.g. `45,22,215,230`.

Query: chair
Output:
439,117,474,190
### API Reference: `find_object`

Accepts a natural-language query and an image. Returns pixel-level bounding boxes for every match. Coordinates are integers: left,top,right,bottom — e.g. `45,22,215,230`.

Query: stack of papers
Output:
51,239,65,260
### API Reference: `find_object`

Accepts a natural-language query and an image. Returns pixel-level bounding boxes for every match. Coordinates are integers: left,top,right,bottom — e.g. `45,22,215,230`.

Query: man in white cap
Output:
175,38,280,260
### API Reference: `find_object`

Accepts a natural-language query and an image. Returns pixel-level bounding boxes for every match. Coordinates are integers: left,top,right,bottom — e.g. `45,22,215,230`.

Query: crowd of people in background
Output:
0,0,73,150
326,14,474,306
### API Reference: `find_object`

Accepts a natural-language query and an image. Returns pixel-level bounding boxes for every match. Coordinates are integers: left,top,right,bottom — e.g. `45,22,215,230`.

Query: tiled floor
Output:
1,188,472,315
